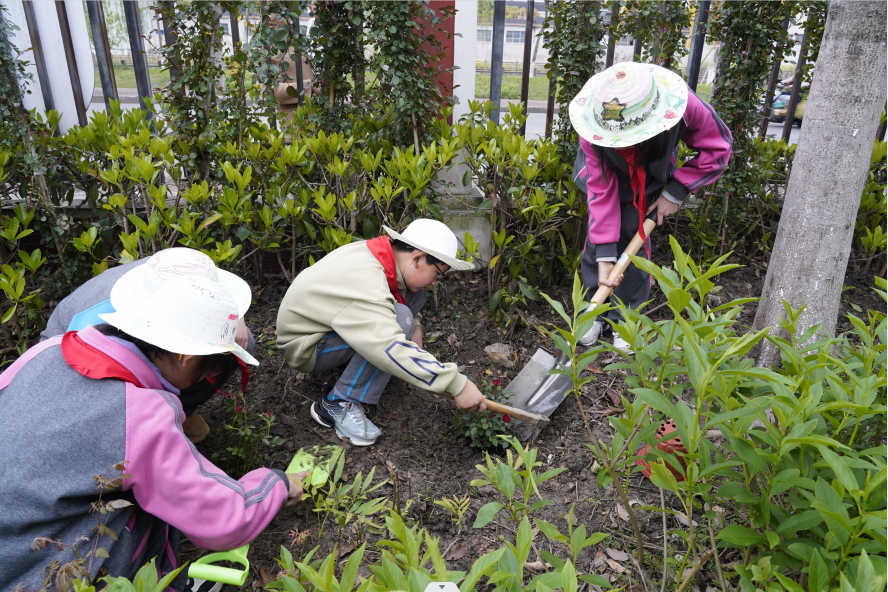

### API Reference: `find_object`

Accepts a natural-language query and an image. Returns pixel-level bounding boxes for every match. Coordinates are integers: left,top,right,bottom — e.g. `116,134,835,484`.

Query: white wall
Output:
452,1,477,123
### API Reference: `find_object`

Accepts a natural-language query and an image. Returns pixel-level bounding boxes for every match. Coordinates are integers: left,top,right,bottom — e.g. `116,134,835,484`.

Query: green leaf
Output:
775,510,823,535
716,525,764,547
816,445,859,493
649,461,681,495
808,551,828,592
473,501,503,528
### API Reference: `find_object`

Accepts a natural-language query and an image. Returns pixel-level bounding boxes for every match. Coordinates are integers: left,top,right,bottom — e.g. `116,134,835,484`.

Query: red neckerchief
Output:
615,146,650,257
61,331,144,386
365,237,407,305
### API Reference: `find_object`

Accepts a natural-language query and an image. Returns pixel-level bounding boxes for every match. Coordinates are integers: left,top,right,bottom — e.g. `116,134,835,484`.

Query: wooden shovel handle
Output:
589,218,657,305
431,391,549,426
483,400,549,426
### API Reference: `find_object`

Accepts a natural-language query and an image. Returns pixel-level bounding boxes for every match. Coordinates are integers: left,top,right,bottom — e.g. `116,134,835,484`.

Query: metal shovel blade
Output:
503,348,573,441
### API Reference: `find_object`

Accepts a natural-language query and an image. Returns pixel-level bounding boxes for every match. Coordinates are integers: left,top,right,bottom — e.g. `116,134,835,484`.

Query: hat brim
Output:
110,261,253,317
569,64,689,148
382,226,475,271
99,310,259,366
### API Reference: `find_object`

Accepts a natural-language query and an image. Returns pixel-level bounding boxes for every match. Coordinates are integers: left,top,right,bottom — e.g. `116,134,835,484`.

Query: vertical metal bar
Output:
292,2,305,105
632,38,643,62
489,0,505,125
230,9,240,45
161,0,180,86
86,0,118,111
685,0,710,93
757,15,789,137
519,0,534,135
22,1,54,112
123,0,153,113
604,0,619,69
782,31,807,143
56,1,87,126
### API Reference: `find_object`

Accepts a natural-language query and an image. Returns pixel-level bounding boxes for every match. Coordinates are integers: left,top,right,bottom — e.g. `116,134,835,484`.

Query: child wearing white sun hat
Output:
276,218,487,447
0,276,307,589
569,62,733,351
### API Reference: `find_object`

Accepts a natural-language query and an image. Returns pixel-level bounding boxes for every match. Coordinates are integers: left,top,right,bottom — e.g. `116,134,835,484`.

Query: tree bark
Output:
753,0,887,367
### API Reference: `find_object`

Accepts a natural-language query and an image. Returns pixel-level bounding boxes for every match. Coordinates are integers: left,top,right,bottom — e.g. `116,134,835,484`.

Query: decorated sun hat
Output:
100,276,259,366
569,62,688,148
382,219,474,271
110,248,252,316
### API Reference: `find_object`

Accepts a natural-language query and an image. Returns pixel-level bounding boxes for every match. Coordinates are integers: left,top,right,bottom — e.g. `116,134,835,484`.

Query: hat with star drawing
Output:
569,62,688,148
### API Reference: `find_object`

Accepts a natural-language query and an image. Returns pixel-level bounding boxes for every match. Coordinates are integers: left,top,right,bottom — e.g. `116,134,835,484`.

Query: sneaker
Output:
182,413,210,443
311,392,381,446
613,335,632,354
579,320,603,346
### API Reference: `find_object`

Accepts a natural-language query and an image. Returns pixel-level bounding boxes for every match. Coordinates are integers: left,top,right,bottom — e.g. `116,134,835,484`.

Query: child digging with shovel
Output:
570,62,733,351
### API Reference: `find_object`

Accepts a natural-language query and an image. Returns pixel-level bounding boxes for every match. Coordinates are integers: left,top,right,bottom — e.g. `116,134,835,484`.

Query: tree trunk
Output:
753,0,887,367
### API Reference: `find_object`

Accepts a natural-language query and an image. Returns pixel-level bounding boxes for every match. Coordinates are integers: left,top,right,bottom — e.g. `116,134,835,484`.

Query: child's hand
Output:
455,380,488,412
598,261,623,288
285,470,310,507
647,195,680,226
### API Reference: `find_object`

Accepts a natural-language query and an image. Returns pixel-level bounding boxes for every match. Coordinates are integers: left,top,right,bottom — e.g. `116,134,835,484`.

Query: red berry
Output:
503,414,511,423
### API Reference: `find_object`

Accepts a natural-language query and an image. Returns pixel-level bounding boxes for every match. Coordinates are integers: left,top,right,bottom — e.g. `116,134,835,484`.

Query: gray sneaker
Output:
311,396,381,446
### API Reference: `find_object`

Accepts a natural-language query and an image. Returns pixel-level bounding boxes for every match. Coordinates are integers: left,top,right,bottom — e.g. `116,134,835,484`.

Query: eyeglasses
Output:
433,262,449,282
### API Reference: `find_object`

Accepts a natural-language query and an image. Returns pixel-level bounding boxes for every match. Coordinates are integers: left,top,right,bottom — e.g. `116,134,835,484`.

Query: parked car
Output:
770,82,808,127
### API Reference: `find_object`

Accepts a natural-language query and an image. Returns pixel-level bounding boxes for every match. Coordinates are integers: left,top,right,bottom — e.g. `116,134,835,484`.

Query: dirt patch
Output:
181,234,883,587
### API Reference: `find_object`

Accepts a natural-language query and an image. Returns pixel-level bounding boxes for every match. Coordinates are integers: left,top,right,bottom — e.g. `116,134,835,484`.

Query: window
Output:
477,29,491,42
221,22,231,36
617,35,633,46
506,30,525,43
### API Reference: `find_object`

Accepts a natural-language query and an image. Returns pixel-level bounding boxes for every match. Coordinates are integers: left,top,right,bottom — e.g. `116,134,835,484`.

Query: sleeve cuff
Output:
445,372,469,397
271,469,289,485
664,179,690,203
595,242,618,262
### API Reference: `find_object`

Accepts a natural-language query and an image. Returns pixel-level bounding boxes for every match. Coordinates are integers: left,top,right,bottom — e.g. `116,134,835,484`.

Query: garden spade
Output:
505,217,658,441
187,446,343,586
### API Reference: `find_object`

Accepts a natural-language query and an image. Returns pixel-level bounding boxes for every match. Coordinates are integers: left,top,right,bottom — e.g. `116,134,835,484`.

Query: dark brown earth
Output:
179,232,883,590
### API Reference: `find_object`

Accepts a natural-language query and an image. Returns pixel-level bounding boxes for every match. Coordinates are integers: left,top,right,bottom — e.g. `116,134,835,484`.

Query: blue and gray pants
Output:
311,291,425,405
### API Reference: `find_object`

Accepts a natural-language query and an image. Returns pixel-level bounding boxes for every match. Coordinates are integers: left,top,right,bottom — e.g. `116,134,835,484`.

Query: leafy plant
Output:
433,494,471,536
212,390,286,476
541,238,888,591
454,374,513,449
471,436,565,528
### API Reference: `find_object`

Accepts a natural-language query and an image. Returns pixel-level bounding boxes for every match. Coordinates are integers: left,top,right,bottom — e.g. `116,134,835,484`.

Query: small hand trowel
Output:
187,445,343,585
506,217,658,441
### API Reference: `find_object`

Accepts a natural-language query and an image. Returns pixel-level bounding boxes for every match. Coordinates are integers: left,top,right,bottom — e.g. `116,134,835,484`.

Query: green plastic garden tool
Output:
187,445,343,585
188,544,250,586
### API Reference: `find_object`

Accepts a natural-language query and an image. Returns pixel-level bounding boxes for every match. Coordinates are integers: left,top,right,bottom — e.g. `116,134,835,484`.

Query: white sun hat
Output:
382,219,474,271
100,276,259,366
110,248,252,316
569,62,688,148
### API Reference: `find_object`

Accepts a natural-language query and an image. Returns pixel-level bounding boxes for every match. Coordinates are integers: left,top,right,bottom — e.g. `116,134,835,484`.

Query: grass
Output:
94,65,170,91
474,74,552,102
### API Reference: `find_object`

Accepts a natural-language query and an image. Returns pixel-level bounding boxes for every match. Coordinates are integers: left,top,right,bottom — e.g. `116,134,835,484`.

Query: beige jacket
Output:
276,241,468,396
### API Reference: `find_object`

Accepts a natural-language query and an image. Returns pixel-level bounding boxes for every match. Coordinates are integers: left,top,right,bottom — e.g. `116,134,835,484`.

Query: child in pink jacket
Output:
569,62,732,351
0,276,305,590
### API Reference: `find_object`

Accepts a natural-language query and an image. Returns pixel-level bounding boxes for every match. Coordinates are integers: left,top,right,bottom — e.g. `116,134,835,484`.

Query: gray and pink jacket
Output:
575,89,733,261
0,326,288,588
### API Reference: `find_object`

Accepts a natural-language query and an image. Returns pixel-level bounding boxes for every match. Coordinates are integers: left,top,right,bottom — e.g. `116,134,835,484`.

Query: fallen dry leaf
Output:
259,567,275,586
675,512,699,527
616,503,630,521
606,388,621,406
525,560,550,572
444,543,468,561
447,334,459,349
605,558,626,574
468,359,476,364
588,365,606,375
592,550,607,569
604,548,630,562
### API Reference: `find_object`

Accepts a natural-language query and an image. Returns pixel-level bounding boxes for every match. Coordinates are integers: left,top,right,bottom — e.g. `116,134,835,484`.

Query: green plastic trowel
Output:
187,445,343,585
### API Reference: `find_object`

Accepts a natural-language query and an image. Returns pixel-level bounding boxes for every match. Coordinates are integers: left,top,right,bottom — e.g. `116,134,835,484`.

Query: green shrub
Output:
541,242,888,590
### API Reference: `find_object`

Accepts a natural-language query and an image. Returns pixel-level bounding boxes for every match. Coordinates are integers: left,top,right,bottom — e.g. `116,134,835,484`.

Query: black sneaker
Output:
310,382,336,428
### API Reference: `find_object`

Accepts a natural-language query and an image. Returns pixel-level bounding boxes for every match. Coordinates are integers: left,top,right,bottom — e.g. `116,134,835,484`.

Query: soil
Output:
179,231,884,590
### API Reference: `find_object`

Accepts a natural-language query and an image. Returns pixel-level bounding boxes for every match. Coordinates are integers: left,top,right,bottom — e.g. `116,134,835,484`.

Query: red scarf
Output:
366,236,407,305
616,147,650,257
